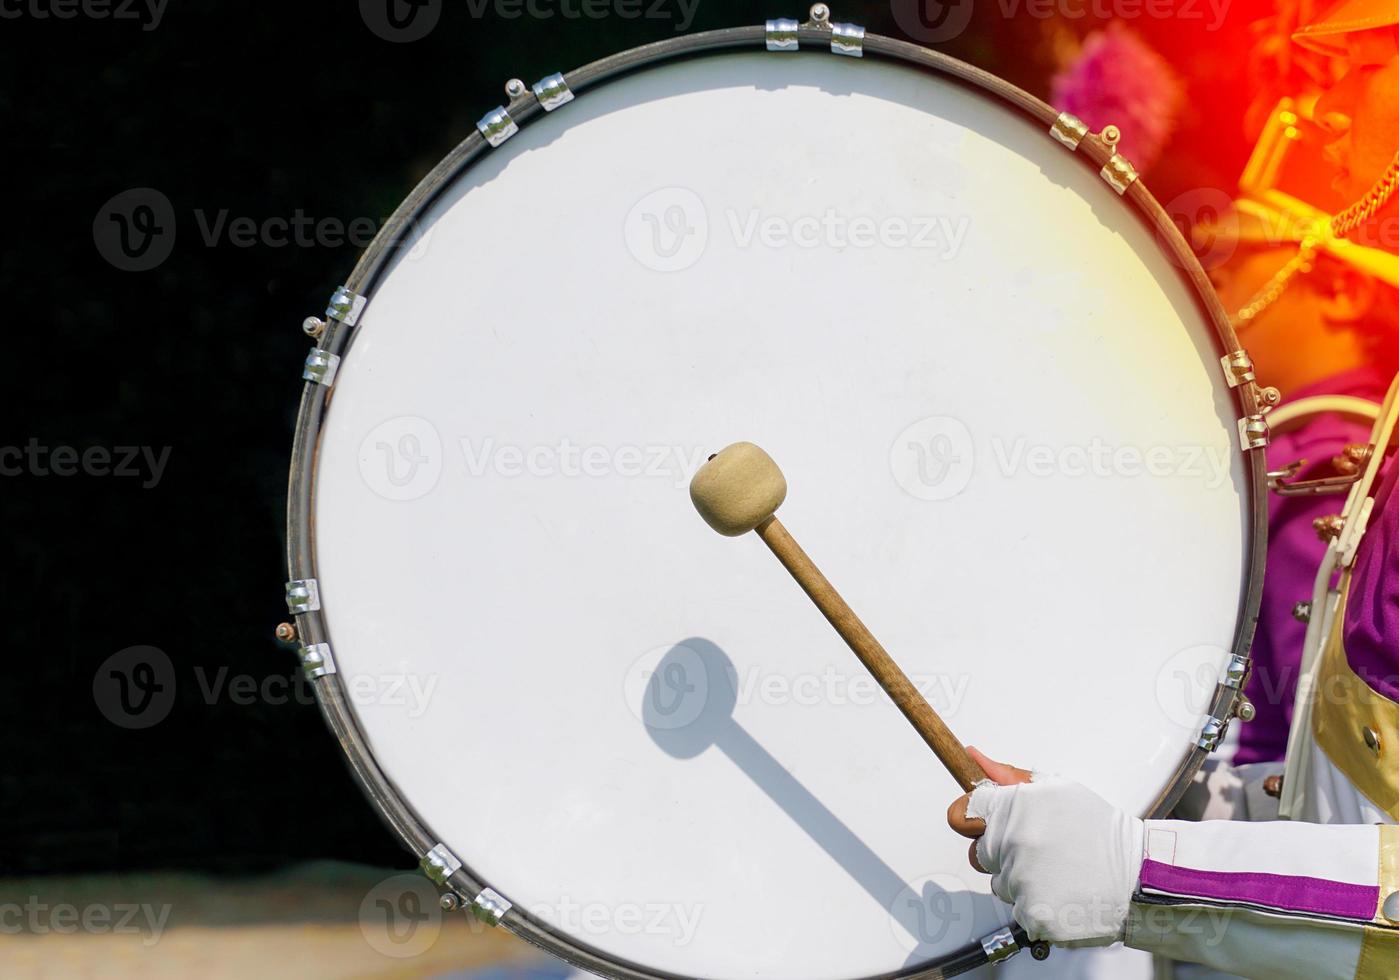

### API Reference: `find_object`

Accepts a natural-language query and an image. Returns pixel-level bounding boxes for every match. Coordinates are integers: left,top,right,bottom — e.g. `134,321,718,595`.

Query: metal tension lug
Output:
1220,350,1255,388
1222,653,1250,690
297,642,336,679
326,285,367,326
421,844,463,886
1197,716,1228,752
980,927,1021,964
285,578,321,615
477,106,518,148
471,887,513,926
1101,154,1139,195
1238,414,1271,451
1094,125,1139,195
766,18,800,51
830,22,865,57
1050,112,1088,150
303,349,342,387
532,72,574,112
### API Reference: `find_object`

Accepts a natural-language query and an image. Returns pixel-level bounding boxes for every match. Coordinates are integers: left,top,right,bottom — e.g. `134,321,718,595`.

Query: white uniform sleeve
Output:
1127,819,1398,980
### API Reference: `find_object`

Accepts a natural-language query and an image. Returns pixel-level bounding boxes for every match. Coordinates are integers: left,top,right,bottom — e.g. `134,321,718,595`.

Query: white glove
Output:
966,775,1144,947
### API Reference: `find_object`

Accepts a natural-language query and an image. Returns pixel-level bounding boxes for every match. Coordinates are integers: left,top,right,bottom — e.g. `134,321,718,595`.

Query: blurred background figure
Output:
1192,3,1399,771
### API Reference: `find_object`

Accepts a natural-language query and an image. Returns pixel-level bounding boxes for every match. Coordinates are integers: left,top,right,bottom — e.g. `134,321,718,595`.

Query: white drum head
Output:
307,49,1252,980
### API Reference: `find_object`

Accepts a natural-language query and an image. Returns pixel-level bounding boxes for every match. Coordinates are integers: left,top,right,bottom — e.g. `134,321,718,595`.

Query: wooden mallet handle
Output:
690,442,987,792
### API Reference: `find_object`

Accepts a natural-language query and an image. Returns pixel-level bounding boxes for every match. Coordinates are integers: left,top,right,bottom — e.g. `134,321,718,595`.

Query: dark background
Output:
4,0,1274,876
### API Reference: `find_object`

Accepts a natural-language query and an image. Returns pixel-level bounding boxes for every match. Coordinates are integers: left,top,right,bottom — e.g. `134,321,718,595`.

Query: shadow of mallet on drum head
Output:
642,638,1002,960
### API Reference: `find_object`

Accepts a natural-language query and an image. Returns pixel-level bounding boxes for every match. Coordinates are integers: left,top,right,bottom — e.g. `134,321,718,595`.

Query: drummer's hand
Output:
945,748,1144,947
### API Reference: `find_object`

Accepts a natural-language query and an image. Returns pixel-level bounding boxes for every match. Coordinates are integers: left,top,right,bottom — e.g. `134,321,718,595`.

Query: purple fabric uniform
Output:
1235,368,1388,765
1342,431,1399,699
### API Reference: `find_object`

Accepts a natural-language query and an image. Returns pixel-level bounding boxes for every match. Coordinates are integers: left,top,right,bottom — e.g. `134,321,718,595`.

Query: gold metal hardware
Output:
1050,112,1089,150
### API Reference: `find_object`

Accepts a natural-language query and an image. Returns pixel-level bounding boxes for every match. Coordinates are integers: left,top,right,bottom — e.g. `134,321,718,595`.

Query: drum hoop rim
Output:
284,21,1270,980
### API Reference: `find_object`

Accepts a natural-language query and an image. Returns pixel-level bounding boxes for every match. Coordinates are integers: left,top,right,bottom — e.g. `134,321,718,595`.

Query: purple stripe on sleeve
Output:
1140,859,1378,921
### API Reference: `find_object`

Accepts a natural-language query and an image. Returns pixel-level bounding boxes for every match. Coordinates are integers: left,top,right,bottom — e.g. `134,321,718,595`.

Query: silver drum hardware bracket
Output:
421,843,463,885
477,104,519,148
297,642,336,679
793,5,864,57
303,349,341,387
532,72,574,111
766,18,799,51
980,927,1020,964
1198,716,1229,752
326,285,366,327
472,887,513,926
285,578,321,615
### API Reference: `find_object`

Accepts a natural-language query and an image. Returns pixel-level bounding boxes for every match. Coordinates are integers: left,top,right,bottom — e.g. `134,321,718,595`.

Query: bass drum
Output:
286,14,1266,980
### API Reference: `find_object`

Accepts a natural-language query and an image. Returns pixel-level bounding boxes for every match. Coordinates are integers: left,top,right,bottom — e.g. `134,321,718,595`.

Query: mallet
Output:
690,442,987,791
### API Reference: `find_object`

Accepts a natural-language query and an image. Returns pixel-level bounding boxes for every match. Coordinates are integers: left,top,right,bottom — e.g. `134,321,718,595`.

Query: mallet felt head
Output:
689,442,788,536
